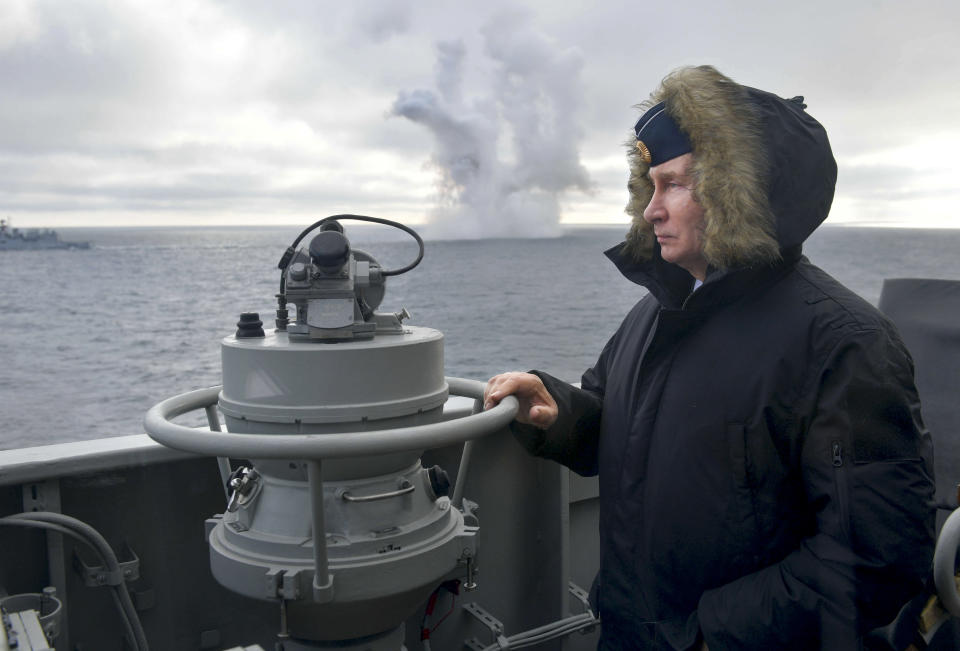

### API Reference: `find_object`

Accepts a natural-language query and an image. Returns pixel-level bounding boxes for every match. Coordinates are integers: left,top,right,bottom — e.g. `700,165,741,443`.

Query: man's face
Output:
642,153,708,281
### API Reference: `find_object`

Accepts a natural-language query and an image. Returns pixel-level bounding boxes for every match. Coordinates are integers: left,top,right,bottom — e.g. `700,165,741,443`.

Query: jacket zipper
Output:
832,440,852,541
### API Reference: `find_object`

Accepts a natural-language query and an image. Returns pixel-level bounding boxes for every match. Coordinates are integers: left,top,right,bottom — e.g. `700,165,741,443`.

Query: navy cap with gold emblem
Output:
633,101,692,166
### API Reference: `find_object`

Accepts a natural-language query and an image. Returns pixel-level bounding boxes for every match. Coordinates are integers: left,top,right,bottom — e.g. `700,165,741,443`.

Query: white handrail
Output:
144,377,518,460
934,508,960,616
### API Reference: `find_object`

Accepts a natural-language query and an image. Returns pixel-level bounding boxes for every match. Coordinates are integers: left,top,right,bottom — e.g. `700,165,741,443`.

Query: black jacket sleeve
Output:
508,327,621,476
509,371,603,476
697,328,936,650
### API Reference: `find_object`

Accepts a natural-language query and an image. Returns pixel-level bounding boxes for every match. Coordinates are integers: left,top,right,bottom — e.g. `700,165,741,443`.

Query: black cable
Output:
110,589,139,650
3,513,146,650
26,512,147,651
0,517,140,648
340,215,424,277
1,513,149,651
0,518,76,538
275,215,424,329
278,214,424,280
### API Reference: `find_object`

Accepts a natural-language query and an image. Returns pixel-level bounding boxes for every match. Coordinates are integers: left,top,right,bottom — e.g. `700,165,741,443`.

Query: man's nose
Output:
643,191,664,223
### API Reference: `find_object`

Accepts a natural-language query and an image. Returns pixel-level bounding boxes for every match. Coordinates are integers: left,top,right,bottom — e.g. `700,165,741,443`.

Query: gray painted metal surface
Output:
0,435,194,487
219,327,447,425
0,424,600,650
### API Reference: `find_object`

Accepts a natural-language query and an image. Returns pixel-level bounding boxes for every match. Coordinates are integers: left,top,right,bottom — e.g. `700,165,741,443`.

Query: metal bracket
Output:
226,466,261,512
22,481,58,513
569,581,595,618
461,498,479,528
19,480,70,648
72,542,140,587
463,602,509,649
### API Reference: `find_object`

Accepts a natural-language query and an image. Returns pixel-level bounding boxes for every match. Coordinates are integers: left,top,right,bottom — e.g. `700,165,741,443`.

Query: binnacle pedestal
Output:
144,217,517,650
208,327,475,648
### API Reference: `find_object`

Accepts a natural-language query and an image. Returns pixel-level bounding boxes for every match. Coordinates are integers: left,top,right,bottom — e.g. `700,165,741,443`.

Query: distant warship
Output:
0,218,89,250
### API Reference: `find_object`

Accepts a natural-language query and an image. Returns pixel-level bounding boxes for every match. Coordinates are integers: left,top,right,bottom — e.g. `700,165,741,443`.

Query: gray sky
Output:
2,0,958,231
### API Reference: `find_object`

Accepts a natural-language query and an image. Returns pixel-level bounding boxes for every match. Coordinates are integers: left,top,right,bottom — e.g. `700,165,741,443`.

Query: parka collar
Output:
621,66,836,272
606,240,803,310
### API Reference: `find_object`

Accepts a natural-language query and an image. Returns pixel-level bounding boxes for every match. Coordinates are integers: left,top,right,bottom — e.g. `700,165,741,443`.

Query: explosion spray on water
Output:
391,15,592,239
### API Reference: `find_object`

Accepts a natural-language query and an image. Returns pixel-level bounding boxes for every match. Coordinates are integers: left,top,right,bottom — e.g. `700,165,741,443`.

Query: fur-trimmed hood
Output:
620,66,837,271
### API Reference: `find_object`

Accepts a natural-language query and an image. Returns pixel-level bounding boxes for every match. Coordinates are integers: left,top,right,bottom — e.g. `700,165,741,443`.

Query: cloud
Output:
0,0,43,50
390,12,592,239
830,153,960,227
2,0,960,228
352,1,412,42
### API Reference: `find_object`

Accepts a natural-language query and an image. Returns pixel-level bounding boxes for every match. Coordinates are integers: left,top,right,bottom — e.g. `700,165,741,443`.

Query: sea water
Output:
1,224,959,450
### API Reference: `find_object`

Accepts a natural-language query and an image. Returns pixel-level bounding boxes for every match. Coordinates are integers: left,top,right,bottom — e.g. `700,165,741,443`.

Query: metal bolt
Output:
464,555,478,591
40,587,57,617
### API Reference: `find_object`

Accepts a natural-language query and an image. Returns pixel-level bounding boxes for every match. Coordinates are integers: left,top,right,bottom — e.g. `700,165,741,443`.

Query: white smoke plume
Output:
391,14,591,239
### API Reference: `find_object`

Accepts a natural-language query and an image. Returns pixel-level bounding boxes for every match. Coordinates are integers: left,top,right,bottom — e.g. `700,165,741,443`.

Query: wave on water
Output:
2,224,959,450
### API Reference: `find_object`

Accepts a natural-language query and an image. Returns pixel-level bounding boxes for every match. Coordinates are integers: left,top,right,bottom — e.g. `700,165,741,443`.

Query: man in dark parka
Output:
484,66,935,650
